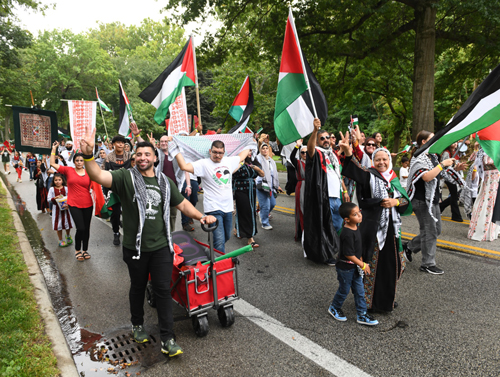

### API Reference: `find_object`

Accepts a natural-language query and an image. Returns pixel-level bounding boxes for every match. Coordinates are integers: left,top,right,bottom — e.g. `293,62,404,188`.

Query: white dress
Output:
468,156,500,241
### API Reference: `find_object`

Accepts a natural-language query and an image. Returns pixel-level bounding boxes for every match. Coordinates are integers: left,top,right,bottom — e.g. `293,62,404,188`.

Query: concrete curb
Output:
0,178,79,377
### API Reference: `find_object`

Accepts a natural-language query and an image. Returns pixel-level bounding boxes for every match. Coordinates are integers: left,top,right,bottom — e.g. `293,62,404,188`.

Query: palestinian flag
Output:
95,88,112,112
396,144,411,154
239,126,253,134
415,62,500,158
118,80,135,136
139,37,196,125
476,121,500,169
57,130,70,139
228,76,254,134
274,8,328,145
351,115,358,127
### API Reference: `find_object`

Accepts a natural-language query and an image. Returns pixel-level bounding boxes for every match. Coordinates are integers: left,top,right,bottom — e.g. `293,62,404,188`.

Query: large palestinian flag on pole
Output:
228,76,254,134
274,8,328,146
139,37,196,125
118,80,134,136
414,62,500,158
476,121,500,169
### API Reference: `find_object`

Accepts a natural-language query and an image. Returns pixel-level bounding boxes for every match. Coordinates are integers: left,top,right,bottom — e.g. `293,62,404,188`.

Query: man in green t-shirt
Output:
80,129,216,358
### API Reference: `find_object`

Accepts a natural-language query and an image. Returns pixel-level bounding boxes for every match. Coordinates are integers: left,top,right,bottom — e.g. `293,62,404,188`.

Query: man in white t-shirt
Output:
175,140,250,253
60,140,75,168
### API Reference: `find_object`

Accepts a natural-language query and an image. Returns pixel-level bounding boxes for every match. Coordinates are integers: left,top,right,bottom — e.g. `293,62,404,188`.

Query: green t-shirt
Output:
110,168,184,252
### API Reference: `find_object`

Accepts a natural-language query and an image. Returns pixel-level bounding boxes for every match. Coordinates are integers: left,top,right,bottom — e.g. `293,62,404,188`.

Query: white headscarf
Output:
372,147,394,182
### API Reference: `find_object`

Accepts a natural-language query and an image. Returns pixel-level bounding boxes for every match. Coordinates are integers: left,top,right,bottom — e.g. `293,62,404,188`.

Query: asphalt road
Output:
7,168,500,377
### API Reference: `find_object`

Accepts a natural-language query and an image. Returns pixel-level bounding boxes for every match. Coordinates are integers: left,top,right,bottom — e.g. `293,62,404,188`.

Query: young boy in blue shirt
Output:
328,202,379,326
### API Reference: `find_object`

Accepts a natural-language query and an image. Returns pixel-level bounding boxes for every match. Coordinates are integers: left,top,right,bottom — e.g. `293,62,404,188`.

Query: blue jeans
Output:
257,189,276,227
29,165,36,180
331,267,367,316
329,197,343,232
181,179,199,225
206,210,232,254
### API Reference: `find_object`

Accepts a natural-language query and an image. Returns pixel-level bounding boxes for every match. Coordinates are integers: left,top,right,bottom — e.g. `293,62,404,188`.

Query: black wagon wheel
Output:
217,305,235,328
192,315,209,337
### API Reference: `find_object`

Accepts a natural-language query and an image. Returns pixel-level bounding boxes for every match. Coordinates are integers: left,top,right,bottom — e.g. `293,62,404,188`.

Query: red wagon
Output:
146,222,244,337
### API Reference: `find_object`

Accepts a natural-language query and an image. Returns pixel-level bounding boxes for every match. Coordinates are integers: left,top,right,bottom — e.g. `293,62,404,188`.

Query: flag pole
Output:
289,7,318,120
95,88,110,141
452,138,468,159
191,36,203,129
98,99,110,141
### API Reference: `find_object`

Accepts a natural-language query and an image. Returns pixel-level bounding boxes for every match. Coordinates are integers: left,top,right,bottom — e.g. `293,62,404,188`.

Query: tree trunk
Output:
411,2,437,140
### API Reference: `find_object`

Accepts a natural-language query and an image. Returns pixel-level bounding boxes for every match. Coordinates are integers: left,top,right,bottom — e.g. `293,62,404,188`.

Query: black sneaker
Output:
132,325,149,343
161,339,183,357
403,242,412,262
420,265,444,275
325,258,336,266
113,233,120,246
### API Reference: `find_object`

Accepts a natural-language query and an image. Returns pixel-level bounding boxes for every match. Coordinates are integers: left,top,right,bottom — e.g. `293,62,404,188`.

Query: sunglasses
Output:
366,143,377,147
300,151,307,154
320,136,330,141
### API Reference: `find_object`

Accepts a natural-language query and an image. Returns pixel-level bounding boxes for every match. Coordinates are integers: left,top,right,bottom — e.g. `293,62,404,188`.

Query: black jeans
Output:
123,246,174,342
111,202,122,233
439,181,462,220
68,205,93,251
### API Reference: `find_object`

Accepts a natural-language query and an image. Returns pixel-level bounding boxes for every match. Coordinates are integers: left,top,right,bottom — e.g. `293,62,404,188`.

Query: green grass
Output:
272,155,286,172
0,185,59,376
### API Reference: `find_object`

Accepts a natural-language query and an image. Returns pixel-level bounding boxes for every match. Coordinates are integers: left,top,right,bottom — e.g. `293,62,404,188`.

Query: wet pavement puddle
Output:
2,174,164,376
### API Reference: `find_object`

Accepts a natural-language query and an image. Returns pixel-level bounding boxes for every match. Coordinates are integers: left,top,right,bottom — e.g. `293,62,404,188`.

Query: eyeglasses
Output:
320,136,330,141
211,151,224,155
366,143,377,147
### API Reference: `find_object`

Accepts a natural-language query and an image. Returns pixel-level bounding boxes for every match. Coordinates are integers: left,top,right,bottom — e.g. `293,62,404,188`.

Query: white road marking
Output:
96,207,369,376
233,300,371,377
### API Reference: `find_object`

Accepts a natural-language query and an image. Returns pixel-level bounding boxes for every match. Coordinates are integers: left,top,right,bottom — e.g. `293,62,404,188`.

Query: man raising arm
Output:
79,124,215,358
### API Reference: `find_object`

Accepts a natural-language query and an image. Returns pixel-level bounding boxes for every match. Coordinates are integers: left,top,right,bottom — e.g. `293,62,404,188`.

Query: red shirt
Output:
57,166,93,208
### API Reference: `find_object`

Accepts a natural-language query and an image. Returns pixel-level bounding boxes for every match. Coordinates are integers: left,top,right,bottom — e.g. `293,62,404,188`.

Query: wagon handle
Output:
201,219,219,233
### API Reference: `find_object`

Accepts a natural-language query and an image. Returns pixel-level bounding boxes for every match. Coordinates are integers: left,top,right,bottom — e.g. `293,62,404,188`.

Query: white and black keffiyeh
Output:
129,166,173,260
408,151,465,222
370,148,402,249
460,148,484,216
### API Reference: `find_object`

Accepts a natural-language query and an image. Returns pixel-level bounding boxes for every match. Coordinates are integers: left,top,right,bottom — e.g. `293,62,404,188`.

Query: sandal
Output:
249,241,259,248
75,252,84,262
82,251,91,260
233,230,242,239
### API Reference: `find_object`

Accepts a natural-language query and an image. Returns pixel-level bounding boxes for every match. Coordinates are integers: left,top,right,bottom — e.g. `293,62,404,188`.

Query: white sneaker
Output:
19,179,22,183
262,225,273,230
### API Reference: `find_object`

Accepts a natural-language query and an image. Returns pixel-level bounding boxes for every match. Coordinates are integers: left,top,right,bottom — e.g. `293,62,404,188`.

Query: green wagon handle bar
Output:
201,245,253,265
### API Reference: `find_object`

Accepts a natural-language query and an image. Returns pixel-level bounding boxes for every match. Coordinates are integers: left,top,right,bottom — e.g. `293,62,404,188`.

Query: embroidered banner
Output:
68,100,96,151
12,106,58,154
167,88,190,136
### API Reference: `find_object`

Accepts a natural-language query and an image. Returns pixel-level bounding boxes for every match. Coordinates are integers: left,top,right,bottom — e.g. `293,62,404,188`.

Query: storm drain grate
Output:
102,332,158,363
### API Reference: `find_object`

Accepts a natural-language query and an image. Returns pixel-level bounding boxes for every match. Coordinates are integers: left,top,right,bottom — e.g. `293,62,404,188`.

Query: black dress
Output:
232,164,259,239
342,155,410,312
